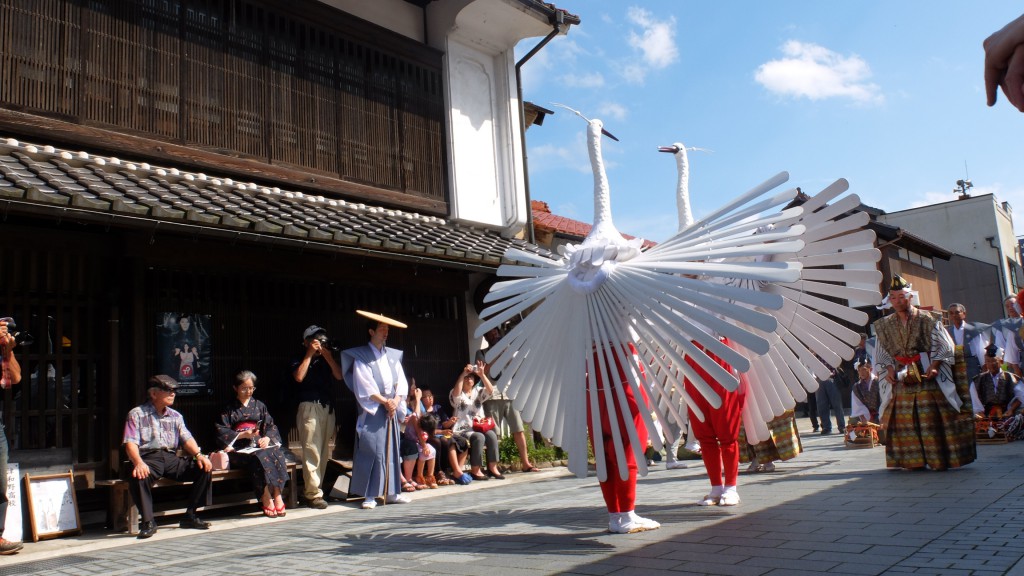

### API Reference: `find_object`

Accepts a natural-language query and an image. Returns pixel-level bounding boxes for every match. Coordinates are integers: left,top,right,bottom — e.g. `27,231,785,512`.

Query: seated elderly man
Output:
970,346,1021,417
850,361,882,425
123,375,213,539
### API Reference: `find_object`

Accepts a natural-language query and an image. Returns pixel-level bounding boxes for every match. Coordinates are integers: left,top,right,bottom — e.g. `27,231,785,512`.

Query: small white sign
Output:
4,462,22,542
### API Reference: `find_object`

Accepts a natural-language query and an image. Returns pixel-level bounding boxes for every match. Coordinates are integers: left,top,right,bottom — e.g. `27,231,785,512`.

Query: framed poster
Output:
156,312,213,395
23,471,81,542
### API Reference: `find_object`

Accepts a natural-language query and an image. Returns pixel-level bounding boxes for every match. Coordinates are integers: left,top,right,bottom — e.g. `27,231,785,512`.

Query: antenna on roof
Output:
954,175,973,199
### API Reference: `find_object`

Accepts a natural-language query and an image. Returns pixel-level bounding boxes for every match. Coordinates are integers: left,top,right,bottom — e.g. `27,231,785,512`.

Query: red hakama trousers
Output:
685,345,745,488
586,349,648,513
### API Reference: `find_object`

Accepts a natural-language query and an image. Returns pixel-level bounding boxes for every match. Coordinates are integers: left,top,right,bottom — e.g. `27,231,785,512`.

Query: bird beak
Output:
601,128,620,142
657,146,680,154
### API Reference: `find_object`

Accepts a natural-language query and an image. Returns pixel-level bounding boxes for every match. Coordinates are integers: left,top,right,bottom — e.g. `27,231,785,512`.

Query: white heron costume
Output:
475,110,878,531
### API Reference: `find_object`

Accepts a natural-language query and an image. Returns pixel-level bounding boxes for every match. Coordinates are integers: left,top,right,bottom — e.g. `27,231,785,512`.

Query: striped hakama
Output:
739,410,802,465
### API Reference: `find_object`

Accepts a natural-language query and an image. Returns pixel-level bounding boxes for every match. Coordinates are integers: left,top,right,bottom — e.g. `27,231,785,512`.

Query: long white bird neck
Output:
586,119,620,243
675,145,694,230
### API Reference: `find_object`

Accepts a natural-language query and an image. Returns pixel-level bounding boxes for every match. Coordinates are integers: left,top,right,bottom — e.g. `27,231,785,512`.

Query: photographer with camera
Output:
291,325,342,509
0,317,23,554
450,360,504,481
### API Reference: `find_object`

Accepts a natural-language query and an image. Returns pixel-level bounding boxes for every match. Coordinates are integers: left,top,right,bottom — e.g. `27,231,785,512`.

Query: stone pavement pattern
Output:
3,432,1024,575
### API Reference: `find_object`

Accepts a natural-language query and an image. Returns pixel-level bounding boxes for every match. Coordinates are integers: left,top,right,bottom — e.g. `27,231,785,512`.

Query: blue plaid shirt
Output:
122,401,193,453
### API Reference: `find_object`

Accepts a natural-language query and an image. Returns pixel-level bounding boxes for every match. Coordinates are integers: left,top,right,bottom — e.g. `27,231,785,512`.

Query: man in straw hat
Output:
342,311,410,509
873,275,976,470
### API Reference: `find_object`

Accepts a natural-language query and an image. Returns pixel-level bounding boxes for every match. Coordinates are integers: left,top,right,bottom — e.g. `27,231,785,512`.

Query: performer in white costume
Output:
656,142,881,505
342,311,410,510
476,108,877,532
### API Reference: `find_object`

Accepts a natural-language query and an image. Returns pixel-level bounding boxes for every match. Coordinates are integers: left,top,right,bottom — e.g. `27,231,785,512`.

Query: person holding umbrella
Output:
342,311,410,509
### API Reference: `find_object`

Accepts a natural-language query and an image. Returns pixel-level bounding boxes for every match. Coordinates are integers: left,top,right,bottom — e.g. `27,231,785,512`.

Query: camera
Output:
0,317,34,348
313,333,341,352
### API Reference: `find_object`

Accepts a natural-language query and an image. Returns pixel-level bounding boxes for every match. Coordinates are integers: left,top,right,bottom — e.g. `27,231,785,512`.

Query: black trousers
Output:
128,451,212,522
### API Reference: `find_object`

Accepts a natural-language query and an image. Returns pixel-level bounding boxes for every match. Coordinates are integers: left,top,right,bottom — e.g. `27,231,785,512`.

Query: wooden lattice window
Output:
0,0,446,204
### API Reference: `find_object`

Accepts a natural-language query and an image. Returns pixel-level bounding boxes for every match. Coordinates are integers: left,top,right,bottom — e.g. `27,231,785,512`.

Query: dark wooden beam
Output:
0,108,449,216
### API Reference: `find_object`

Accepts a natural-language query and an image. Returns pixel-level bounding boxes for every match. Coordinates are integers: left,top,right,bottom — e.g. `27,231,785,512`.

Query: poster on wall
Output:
156,313,212,396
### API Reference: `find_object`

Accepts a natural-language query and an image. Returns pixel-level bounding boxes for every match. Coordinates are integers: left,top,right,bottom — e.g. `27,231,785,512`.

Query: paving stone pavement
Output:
3,430,1024,575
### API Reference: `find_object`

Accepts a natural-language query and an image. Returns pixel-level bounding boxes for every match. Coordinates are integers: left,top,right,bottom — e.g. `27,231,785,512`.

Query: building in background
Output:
0,0,577,515
877,193,1020,324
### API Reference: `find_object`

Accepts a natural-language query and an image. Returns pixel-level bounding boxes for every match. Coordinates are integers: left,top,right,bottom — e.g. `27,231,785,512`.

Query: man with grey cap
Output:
291,325,342,509
122,375,213,538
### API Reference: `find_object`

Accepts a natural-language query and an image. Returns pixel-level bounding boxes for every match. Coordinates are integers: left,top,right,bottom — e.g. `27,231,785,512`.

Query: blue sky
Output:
515,2,1024,243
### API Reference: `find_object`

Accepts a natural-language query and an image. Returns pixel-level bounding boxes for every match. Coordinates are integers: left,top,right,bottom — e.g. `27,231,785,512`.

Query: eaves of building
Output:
0,137,554,272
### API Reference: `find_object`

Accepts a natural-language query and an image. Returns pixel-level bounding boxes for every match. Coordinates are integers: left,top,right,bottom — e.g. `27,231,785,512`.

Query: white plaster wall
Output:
444,41,527,232
445,42,504,228
316,0,423,42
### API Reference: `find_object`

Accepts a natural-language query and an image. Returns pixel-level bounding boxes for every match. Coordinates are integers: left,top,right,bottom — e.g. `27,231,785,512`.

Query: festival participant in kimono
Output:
994,295,1024,377
946,303,990,410
850,362,882,424
740,411,801,473
215,370,289,518
342,312,410,510
873,275,975,470
970,346,1020,416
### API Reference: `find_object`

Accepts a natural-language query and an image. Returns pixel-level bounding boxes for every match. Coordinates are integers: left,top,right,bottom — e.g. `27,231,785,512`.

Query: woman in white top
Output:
450,361,504,480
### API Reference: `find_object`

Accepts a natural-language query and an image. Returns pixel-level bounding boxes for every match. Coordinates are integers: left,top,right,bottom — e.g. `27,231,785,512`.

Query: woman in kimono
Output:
216,370,290,517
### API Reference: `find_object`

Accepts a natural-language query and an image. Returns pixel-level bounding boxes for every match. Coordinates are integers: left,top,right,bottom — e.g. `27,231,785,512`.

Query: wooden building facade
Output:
0,0,576,505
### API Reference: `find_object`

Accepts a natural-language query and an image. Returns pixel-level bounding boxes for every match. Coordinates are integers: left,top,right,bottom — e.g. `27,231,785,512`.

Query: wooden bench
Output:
97,462,299,534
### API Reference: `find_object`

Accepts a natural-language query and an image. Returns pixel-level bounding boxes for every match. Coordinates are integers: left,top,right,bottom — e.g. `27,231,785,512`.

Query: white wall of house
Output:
319,0,424,41
879,194,1020,299
434,1,558,236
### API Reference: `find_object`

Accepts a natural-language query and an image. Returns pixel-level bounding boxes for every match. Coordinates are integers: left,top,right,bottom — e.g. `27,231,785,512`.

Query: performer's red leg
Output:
689,410,723,485
711,386,745,486
586,350,647,513
684,342,745,488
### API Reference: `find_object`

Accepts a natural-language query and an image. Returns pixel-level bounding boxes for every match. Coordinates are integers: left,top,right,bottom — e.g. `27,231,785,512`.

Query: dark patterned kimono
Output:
215,398,289,498
874,308,976,470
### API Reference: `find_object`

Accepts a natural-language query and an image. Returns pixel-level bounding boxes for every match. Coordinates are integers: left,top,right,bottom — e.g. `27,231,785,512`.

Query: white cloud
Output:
618,7,678,84
518,38,587,94
529,133,592,175
597,101,628,121
755,40,883,104
563,72,605,89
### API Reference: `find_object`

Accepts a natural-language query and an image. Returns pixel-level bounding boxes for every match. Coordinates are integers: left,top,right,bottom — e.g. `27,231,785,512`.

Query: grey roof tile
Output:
0,137,555,268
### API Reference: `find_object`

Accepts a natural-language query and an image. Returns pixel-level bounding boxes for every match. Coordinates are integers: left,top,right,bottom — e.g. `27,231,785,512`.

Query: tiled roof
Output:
0,137,553,269
532,200,657,248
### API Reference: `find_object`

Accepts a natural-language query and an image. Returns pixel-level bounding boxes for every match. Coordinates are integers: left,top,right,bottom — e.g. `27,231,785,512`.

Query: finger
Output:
1004,45,1024,112
985,55,1005,106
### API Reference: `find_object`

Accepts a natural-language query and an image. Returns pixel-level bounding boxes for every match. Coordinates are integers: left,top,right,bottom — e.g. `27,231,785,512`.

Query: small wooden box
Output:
844,424,880,448
975,418,1009,444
